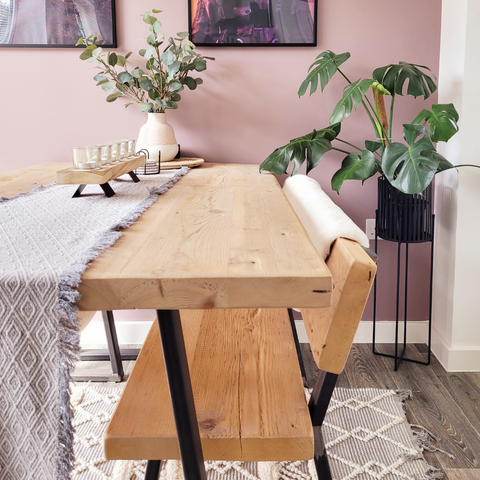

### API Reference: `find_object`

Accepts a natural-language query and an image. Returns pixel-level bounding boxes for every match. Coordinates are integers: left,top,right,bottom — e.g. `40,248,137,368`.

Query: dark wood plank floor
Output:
301,343,480,480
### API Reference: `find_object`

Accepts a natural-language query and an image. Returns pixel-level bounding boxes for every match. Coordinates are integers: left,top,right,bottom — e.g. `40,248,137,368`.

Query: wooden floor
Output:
76,343,480,480
300,343,480,480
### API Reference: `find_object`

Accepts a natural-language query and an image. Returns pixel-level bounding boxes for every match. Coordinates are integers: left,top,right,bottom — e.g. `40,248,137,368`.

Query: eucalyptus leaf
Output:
144,45,154,60
169,101,179,109
79,50,92,60
412,103,459,143
177,31,189,39
140,102,154,112
139,78,154,91
331,150,377,193
153,21,162,33
92,47,102,58
185,77,197,90
106,92,122,102
329,78,374,124
298,50,350,97
93,73,107,82
118,71,133,83
170,93,181,102
125,52,132,59
108,52,117,66
195,78,203,85
101,81,116,92
382,124,438,194
131,67,144,78
161,50,175,66
194,59,207,72
169,81,183,92
116,55,126,67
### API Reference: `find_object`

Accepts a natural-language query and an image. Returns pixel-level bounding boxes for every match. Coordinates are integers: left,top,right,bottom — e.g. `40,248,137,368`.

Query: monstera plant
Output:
260,50,476,195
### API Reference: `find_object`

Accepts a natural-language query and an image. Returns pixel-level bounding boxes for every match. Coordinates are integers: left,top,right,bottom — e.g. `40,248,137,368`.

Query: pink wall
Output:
0,0,441,321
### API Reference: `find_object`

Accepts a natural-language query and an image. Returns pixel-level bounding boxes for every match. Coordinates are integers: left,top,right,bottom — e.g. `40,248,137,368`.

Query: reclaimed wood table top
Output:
0,162,332,310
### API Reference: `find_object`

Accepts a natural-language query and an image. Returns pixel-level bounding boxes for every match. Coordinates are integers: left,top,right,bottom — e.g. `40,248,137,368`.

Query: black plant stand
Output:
372,177,435,371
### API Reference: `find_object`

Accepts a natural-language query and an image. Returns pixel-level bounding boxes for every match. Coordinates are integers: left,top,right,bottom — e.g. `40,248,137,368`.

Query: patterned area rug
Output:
71,385,441,480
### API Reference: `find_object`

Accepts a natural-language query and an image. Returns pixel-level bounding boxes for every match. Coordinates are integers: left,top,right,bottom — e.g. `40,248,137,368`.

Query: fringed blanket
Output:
0,168,188,480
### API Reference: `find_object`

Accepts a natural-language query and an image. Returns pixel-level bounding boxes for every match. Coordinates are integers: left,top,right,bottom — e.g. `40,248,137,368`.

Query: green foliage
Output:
259,50,463,195
331,150,378,193
78,9,214,113
412,103,459,142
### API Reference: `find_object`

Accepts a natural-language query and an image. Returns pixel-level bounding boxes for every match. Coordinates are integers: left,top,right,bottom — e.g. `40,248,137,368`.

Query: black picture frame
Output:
0,0,117,48
189,0,317,47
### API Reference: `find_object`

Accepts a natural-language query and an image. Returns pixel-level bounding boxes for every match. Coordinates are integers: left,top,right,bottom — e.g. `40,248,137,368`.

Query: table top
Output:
0,162,332,310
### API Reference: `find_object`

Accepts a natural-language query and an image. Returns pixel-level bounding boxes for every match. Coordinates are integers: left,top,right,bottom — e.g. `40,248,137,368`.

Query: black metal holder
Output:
372,177,435,371
135,145,182,176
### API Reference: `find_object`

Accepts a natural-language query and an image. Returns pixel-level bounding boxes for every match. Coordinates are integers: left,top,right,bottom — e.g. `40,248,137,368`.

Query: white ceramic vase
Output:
136,112,179,162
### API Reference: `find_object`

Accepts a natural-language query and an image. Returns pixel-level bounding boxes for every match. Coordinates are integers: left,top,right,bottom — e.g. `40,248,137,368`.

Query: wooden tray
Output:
57,155,147,185
159,158,204,170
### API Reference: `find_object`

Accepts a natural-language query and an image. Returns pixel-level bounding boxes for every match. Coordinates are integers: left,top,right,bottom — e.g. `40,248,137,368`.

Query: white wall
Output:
433,0,480,371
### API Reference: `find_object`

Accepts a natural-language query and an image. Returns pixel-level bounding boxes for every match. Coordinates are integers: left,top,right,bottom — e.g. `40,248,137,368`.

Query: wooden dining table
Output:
0,161,333,480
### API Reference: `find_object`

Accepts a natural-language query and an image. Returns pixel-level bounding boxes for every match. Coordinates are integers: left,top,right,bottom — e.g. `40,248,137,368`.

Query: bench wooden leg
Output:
144,460,161,480
156,310,207,480
309,370,338,480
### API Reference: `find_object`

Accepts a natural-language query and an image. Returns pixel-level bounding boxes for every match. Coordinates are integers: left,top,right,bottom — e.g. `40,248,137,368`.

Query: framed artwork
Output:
0,0,116,47
189,0,317,46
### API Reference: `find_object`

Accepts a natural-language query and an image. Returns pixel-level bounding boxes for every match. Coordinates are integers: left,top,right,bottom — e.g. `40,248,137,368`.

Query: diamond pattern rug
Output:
71,385,441,480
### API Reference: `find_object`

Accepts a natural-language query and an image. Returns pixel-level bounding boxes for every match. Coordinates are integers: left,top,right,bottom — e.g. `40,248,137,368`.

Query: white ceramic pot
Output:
136,112,179,162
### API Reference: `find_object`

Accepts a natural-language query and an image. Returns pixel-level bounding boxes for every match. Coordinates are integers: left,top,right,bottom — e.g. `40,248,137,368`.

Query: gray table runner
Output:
0,168,188,480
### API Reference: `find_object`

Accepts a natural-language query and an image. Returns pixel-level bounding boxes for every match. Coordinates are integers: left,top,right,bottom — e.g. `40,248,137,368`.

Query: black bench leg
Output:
144,460,161,480
309,370,338,480
156,310,207,480
313,426,332,480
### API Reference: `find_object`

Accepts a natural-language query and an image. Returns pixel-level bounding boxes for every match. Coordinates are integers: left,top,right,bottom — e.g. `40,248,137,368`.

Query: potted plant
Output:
77,9,214,162
259,51,477,241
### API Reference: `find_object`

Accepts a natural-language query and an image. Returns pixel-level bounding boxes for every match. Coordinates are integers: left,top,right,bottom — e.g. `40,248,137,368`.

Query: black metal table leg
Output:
156,310,207,480
72,184,87,198
144,460,161,480
313,426,333,480
309,369,338,480
102,310,124,380
100,182,116,197
128,171,141,183
287,308,307,384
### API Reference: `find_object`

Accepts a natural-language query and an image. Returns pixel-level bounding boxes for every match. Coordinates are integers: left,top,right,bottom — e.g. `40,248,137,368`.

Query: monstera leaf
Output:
382,124,441,194
329,78,374,124
298,51,350,97
259,124,341,175
412,103,459,142
373,62,436,99
331,150,378,193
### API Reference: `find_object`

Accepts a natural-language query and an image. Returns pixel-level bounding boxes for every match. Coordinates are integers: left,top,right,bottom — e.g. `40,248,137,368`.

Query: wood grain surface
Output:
301,238,376,375
105,308,313,461
1,162,332,310
56,155,146,185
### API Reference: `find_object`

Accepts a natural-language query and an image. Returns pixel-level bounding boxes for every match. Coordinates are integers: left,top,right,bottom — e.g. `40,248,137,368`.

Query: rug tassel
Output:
410,425,456,460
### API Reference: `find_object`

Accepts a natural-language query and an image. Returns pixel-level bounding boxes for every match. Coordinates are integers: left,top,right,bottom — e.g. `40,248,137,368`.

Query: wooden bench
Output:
105,238,376,477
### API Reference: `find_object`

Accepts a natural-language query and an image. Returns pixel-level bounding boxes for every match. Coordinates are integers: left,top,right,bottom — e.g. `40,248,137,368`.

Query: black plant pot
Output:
376,176,434,243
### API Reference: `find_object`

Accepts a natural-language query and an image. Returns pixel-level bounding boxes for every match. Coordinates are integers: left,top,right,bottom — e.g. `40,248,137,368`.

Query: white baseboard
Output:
81,319,480,371
432,327,480,372
296,320,430,344
81,319,430,347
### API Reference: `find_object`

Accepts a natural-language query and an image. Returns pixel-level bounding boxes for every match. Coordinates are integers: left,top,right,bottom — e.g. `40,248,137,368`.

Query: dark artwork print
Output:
0,0,115,47
190,0,316,46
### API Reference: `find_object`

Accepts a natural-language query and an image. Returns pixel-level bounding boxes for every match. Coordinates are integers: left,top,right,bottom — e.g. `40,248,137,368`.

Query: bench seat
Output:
105,308,313,462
